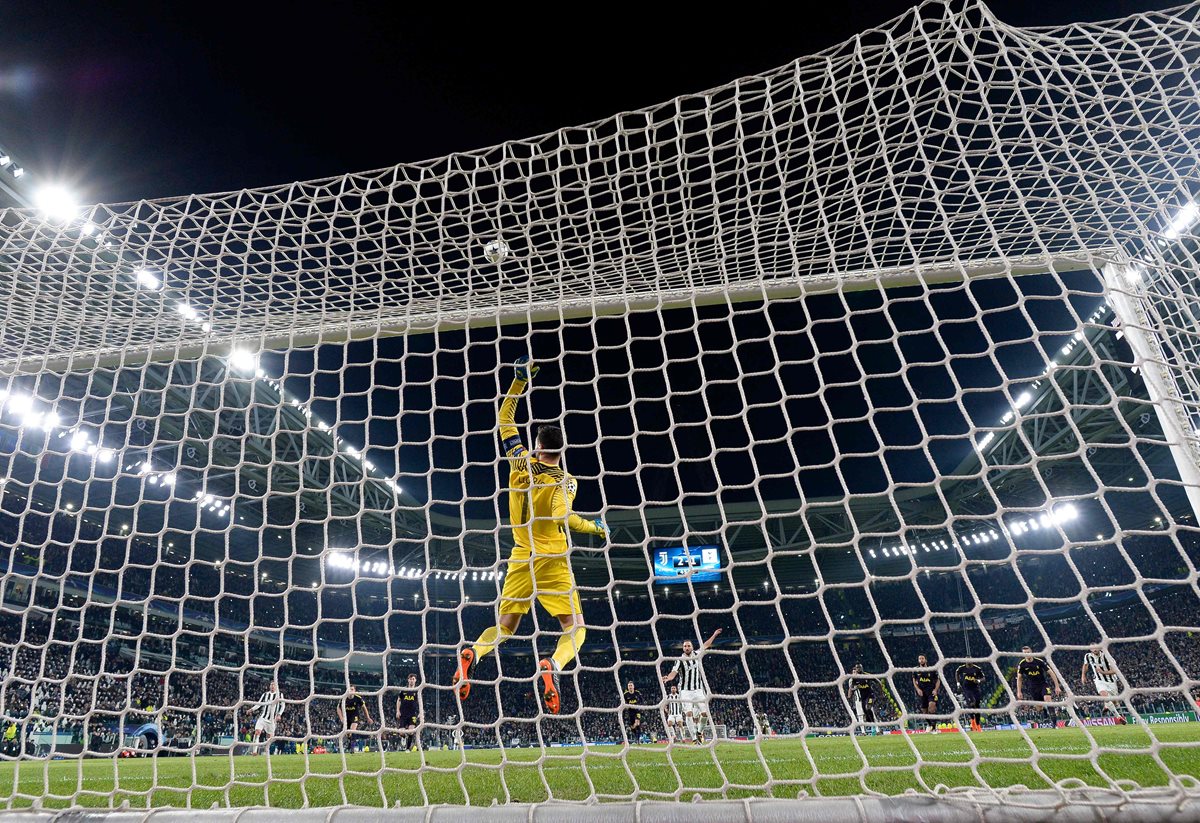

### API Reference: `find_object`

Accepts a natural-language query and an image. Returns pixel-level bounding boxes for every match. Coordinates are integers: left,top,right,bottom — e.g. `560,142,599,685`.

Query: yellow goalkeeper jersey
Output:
499,377,604,557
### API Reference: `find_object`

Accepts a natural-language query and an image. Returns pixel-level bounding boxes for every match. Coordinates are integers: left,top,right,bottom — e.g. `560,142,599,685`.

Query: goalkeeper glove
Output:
514,356,539,382
593,519,609,541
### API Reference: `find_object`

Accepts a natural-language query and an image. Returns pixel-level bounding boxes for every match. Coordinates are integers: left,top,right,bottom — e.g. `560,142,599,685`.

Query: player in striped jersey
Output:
661,628,722,744
251,680,285,754
1081,645,1125,722
453,357,608,715
664,686,683,742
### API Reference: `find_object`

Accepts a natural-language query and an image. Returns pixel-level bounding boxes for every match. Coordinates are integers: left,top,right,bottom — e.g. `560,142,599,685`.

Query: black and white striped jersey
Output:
666,694,683,717
257,690,285,723
671,651,707,693
1085,651,1119,686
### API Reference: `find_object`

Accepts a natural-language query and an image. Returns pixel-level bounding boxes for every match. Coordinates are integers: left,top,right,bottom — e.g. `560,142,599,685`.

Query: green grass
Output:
2,724,1198,809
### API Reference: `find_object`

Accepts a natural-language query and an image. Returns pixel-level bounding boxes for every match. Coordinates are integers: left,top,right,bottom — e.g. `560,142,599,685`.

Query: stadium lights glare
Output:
10,165,24,178
33,185,81,222
135,268,162,291
23,410,51,430
1015,391,1033,409
80,221,97,237
97,448,115,463
1163,201,1200,240
228,349,258,375
69,431,89,450
1053,504,1079,523
0,155,9,166
5,393,32,416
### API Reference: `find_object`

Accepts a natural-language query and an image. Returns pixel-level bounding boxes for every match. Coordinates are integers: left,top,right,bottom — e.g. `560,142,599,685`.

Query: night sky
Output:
0,0,1170,204
0,0,1151,524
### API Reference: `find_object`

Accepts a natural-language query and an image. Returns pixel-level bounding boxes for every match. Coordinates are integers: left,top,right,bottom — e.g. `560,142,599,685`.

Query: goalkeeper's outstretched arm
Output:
498,357,538,459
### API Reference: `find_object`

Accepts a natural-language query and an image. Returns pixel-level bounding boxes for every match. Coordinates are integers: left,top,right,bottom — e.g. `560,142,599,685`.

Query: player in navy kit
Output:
911,655,941,730
395,674,422,752
622,681,644,743
955,662,986,732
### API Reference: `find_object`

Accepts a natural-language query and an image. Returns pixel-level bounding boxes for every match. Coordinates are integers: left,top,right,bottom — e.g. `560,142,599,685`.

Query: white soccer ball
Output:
483,239,510,264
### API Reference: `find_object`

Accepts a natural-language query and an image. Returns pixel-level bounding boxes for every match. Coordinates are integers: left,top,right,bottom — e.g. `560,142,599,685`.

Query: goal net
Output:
1,1,1200,820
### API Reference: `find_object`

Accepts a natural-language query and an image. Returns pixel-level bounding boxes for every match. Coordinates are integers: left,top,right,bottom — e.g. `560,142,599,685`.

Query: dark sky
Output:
0,0,1170,204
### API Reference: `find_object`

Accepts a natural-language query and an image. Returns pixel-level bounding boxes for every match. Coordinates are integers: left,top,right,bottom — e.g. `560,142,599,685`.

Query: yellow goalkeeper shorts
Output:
499,554,582,617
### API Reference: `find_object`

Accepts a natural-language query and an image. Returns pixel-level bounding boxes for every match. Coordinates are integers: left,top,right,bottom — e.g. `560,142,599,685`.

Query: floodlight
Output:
228,349,258,374
33,184,80,222
135,268,162,291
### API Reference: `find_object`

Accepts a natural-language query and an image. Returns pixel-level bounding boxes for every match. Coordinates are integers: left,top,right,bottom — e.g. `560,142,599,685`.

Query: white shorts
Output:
680,689,707,715
254,718,276,736
1094,679,1118,696
667,713,683,724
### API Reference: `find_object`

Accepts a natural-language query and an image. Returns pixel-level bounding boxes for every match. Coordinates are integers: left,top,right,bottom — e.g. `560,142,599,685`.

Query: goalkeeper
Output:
453,357,608,714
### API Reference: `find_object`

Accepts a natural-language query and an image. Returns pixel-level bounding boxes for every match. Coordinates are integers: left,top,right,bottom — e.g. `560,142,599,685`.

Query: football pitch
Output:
1,724,1198,809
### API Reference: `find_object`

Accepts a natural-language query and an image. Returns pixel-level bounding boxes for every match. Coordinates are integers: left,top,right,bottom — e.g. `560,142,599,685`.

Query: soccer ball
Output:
483,239,510,264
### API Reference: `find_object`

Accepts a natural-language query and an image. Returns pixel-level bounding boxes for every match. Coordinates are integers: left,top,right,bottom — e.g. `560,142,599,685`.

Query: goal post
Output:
0,252,1104,375
1101,262,1200,523
1,0,1200,820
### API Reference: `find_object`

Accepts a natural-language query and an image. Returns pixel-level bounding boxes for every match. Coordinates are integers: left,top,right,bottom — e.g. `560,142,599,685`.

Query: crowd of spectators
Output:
1,580,1194,755
1,501,1197,754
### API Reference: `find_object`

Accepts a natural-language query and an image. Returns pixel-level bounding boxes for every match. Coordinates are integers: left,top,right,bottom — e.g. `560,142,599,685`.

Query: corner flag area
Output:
2,725,1197,809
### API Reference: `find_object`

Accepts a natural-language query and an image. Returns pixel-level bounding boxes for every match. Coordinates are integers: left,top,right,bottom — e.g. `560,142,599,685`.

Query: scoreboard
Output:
652,545,722,584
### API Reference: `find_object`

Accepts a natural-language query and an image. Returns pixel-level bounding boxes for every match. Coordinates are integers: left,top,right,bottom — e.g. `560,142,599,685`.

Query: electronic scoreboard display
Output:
652,545,722,584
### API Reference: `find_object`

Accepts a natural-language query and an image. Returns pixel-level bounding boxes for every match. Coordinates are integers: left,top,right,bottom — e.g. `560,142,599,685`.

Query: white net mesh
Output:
1,0,1200,819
